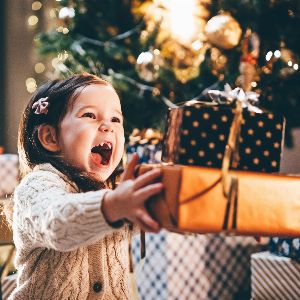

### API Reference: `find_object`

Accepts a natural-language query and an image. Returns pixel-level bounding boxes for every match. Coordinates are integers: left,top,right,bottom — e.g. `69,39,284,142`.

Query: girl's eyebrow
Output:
75,105,97,114
76,105,123,117
113,109,123,117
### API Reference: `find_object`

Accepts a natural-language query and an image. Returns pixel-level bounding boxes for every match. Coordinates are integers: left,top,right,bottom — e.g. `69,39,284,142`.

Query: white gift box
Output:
251,251,300,300
0,154,19,198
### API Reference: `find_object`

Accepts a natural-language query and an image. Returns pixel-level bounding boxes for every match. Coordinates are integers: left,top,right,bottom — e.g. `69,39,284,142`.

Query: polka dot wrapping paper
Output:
269,237,300,262
162,103,285,173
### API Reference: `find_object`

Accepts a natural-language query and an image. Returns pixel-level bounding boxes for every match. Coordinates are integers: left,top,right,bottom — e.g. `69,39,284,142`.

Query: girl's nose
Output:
99,121,114,132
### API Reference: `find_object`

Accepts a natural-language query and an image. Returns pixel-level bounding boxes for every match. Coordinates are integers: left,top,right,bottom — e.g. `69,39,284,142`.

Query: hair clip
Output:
32,97,49,115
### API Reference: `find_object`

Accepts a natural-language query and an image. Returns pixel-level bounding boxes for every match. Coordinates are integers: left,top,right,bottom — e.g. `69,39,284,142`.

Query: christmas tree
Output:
36,0,300,144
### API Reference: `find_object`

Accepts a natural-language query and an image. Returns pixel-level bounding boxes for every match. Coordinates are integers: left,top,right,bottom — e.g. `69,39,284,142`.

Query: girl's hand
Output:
102,153,163,232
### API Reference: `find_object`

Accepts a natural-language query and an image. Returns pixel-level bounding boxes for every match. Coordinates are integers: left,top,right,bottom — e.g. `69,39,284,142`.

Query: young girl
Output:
9,73,163,299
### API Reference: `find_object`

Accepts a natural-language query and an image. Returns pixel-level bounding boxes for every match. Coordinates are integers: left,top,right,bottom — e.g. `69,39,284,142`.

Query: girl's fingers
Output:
134,182,163,202
135,209,160,233
133,219,154,233
133,168,161,190
121,153,139,181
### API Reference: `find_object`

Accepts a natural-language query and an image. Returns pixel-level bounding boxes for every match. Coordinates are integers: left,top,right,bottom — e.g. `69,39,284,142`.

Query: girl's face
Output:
57,84,125,181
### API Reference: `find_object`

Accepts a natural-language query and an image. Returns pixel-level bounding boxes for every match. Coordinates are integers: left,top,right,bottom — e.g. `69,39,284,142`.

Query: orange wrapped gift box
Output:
140,164,300,237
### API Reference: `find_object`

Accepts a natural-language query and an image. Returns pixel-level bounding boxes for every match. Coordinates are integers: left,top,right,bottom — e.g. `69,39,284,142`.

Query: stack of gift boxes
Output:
0,154,19,298
159,87,300,299
126,128,162,164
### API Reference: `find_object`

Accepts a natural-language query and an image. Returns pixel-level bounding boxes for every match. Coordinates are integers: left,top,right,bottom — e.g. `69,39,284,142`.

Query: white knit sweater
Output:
10,163,133,300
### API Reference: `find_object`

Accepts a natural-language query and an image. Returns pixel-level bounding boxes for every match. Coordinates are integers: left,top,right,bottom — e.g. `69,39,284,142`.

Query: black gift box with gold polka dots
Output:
162,102,285,172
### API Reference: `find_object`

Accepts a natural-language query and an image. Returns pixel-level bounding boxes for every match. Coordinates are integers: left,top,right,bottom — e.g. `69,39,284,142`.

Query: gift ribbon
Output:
221,98,243,198
208,84,262,113
128,225,145,300
162,98,244,232
220,93,243,232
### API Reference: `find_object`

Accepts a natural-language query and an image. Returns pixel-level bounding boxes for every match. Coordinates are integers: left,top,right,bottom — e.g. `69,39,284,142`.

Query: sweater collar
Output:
33,163,79,191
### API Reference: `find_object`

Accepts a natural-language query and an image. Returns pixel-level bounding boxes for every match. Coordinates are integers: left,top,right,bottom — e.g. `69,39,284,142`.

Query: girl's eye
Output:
82,112,96,119
111,117,121,123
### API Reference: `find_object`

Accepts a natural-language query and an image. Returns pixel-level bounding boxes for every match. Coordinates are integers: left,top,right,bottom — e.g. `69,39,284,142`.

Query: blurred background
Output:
1,2,300,299
0,0,300,172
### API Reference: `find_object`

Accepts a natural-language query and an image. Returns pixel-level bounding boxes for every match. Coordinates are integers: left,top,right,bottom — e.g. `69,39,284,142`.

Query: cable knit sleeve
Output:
13,169,119,252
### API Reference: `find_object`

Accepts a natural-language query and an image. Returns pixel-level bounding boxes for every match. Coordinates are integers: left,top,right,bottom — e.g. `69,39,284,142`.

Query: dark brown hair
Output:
18,73,123,191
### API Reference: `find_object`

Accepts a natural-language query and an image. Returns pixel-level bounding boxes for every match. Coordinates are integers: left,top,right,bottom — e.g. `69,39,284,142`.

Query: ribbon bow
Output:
32,97,49,115
208,84,262,113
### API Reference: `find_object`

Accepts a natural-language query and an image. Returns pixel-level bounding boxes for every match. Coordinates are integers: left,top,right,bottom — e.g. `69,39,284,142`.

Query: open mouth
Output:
91,141,113,166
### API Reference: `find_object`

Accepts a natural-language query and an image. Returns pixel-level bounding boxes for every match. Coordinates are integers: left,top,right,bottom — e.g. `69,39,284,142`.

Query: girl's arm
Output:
13,170,118,252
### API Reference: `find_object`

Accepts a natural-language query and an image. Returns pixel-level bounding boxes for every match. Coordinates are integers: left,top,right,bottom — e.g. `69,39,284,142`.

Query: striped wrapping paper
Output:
251,251,300,300
1,273,17,300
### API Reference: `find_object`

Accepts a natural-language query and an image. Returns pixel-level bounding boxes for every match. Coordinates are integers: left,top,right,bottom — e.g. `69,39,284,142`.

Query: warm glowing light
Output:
153,49,160,56
137,52,153,65
265,51,273,61
62,28,69,34
251,82,257,87
274,50,281,58
35,63,45,73
32,1,42,10
288,60,293,66
26,78,36,85
28,15,39,26
192,40,202,51
52,52,69,70
49,9,56,18
59,7,75,19
158,0,198,44
26,78,37,93
58,51,69,60
294,64,299,70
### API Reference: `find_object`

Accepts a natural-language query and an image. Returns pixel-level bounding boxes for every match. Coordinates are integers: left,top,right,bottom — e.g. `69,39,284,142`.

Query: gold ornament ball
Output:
161,40,206,83
136,49,163,82
205,14,242,49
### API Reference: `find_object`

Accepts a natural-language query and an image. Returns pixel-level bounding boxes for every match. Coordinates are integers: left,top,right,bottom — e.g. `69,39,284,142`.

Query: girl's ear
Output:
37,124,60,152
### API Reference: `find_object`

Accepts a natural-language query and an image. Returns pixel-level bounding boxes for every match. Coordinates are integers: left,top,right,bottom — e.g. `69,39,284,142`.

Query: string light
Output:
28,15,39,26
265,51,273,61
25,1,48,93
32,1,42,11
34,63,45,74
58,7,75,19
294,64,299,70
137,52,154,65
274,50,281,58
26,78,37,93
